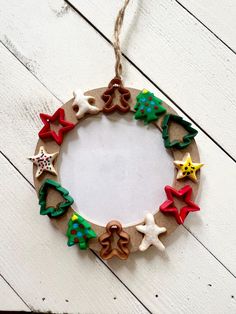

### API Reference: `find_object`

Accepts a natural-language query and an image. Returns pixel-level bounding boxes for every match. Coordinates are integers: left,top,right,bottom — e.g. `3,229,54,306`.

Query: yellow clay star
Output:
174,153,203,182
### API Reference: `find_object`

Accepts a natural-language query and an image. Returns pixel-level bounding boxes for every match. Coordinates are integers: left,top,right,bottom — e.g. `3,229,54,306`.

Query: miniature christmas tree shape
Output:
162,114,198,149
134,89,166,125
67,213,97,250
39,179,74,218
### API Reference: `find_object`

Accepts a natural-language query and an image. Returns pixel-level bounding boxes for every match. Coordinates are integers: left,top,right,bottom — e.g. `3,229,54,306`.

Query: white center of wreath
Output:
59,113,173,226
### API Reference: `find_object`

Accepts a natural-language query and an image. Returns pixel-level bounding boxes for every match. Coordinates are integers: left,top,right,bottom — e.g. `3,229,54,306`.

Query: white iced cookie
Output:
136,213,166,251
28,146,58,178
72,89,100,119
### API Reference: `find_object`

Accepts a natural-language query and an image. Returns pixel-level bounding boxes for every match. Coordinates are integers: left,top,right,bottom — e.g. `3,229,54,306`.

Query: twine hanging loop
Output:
113,0,130,79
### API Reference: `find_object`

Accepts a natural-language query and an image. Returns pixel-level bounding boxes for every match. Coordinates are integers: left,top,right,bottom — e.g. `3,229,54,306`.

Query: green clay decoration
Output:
39,179,74,218
162,114,198,149
67,212,97,250
134,89,166,125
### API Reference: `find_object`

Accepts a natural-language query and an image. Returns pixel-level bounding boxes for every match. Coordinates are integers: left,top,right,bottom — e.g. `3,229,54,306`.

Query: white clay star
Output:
72,89,100,119
28,146,58,178
136,213,166,251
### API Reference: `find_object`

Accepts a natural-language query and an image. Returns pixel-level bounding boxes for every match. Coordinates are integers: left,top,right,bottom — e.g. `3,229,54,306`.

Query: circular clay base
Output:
33,88,200,253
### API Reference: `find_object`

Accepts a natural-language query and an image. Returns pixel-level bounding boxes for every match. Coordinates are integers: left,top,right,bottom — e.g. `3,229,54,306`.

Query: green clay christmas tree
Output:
39,179,74,218
67,212,96,250
134,89,166,125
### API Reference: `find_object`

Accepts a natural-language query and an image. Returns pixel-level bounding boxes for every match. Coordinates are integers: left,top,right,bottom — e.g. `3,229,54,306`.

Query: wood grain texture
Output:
0,0,236,312
0,0,235,273
0,277,29,312
0,44,149,314
0,155,148,314
177,0,236,52
0,28,236,312
67,0,236,159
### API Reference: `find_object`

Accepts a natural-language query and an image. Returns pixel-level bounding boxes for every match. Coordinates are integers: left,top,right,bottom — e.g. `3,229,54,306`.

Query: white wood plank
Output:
1,157,236,314
0,30,236,314
0,0,235,275
0,277,29,312
0,46,148,314
0,158,148,314
0,1,235,312
1,0,236,160
177,0,236,52
110,227,236,314
65,0,236,159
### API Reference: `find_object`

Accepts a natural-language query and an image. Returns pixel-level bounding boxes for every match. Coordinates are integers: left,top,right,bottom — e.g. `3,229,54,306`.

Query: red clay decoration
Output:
159,185,200,224
101,77,131,113
38,108,75,145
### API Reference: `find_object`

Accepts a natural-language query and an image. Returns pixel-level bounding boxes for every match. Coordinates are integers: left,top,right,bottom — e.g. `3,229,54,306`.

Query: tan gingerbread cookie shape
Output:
98,220,130,260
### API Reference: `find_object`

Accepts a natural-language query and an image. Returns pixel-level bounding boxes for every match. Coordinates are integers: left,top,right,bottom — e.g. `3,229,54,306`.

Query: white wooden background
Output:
0,0,236,313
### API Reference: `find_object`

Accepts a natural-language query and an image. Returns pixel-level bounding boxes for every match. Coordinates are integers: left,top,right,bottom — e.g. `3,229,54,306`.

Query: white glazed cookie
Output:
136,213,166,251
72,89,100,119
28,146,58,178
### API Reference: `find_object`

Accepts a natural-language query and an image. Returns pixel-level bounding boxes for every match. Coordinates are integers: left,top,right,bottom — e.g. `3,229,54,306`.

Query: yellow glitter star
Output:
174,153,203,182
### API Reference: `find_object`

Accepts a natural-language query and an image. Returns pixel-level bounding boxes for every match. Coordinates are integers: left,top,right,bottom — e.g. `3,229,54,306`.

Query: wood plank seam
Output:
175,0,236,54
0,2,235,311
1,3,235,166
90,251,153,314
1,3,236,164
0,153,151,313
0,42,151,312
0,35,234,276
184,226,236,278
0,52,235,280
0,274,31,311
64,0,236,164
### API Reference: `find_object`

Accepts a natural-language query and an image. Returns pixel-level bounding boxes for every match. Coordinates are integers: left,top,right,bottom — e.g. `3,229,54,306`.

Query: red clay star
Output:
38,108,75,145
159,185,200,224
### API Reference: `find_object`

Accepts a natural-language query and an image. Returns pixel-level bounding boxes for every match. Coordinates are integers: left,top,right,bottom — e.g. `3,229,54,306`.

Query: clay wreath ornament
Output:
28,1,203,261
29,84,203,261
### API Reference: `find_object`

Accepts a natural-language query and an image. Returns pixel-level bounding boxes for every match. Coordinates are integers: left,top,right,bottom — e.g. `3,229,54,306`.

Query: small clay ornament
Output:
160,185,200,224
136,213,166,251
39,108,75,145
174,152,203,182
39,179,74,218
72,89,100,119
134,89,166,125
99,220,130,260
102,77,131,113
28,146,58,178
67,212,96,250
162,114,198,149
